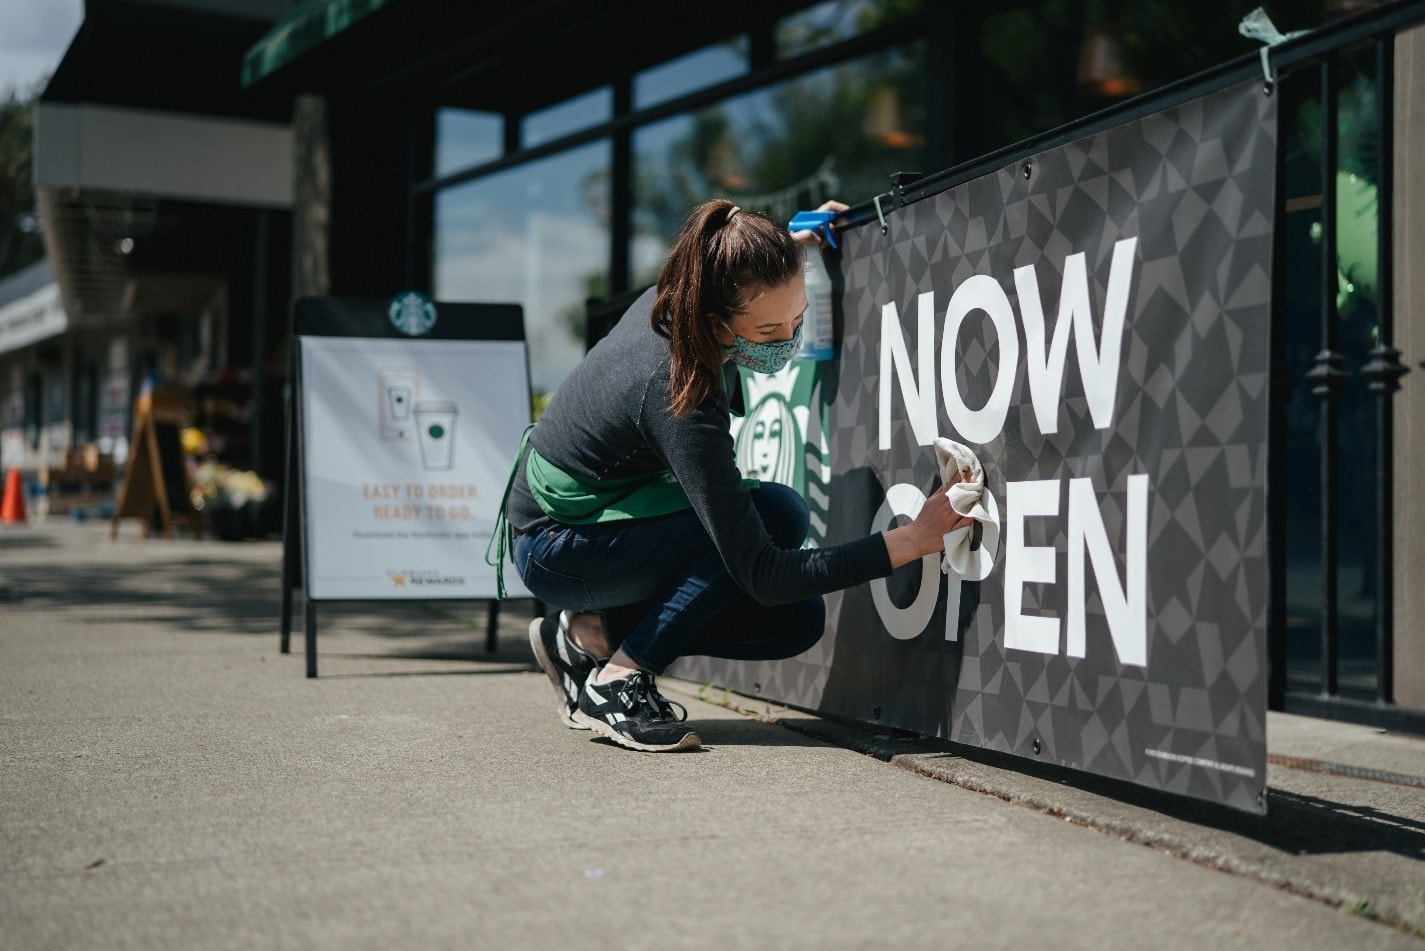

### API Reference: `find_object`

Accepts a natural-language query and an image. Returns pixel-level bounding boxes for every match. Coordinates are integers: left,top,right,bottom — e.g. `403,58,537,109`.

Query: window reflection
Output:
436,109,502,178
634,41,749,110
776,0,922,58
1279,67,1327,696
975,3,1089,158
632,43,925,287
974,0,1350,160
524,88,613,149
434,143,610,397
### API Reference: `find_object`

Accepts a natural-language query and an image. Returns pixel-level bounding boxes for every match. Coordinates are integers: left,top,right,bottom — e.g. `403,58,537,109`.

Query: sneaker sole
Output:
571,709,702,752
528,618,589,731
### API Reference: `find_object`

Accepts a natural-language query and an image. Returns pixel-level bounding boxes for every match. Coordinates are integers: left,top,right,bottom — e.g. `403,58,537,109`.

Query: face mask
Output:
722,320,802,375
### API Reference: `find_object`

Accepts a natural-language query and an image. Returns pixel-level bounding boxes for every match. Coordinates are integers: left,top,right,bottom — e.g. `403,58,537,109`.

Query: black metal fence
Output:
1267,5,1420,732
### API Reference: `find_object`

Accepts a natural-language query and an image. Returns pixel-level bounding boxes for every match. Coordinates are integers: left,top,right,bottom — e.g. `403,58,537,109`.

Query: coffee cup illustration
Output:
414,401,457,469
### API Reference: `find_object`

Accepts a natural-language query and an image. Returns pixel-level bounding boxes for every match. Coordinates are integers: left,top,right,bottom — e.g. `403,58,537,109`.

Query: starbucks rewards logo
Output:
387,567,465,588
389,291,437,336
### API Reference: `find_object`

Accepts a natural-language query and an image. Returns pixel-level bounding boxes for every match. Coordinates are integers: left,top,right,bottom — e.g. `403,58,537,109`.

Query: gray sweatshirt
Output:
506,286,892,606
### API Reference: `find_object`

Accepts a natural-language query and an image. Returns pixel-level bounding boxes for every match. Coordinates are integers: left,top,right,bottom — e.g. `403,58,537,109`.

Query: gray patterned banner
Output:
674,79,1277,814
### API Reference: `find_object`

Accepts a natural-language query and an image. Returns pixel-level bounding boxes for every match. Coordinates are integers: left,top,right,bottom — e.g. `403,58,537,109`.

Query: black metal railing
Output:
1278,23,1419,731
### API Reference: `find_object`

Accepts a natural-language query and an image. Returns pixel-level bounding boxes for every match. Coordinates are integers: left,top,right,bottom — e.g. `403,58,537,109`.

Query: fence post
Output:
1305,56,1348,698
1360,34,1408,705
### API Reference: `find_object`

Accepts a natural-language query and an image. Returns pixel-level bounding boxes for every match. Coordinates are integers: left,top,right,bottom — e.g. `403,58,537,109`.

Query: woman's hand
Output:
881,468,977,570
790,199,850,248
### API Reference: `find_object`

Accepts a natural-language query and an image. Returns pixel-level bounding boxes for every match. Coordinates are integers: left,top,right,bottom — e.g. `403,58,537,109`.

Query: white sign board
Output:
0,282,66,356
298,335,532,600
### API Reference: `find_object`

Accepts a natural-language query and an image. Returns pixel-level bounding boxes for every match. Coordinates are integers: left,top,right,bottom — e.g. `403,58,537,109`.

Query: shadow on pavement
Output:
315,666,530,679
5,561,285,634
0,533,59,550
578,717,832,750
1255,787,1425,860
881,739,1425,864
2,554,541,669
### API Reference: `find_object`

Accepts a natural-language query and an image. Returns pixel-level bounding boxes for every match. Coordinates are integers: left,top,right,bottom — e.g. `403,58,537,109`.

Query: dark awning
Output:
44,1,290,121
241,0,399,89
239,0,822,115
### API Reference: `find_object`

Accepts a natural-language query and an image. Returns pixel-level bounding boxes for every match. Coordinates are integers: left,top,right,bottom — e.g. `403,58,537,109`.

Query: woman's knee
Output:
753,482,810,548
751,596,826,660
786,595,827,655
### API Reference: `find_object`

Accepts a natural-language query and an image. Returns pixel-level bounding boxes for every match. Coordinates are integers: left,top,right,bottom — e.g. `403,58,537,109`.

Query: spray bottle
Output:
788,210,838,361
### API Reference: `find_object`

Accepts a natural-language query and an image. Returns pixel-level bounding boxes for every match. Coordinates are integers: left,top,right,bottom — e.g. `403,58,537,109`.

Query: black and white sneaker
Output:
528,612,597,730
572,667,701,752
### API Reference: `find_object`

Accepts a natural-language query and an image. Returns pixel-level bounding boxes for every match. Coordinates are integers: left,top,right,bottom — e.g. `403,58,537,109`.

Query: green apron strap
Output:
485,422,535,600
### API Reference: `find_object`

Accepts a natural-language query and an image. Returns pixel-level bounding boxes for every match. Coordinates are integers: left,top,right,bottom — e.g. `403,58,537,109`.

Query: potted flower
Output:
190,459,273,540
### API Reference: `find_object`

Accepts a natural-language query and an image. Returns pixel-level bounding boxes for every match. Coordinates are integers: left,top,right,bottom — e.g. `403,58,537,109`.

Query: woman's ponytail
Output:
652,199,800,416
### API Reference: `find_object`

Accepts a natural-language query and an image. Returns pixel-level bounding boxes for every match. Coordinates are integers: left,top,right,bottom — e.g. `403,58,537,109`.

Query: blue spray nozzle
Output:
788,210,839,249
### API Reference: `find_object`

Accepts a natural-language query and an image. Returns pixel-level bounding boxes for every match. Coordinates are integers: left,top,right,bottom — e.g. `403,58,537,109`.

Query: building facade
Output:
27,0,1425,729
24,0,296,510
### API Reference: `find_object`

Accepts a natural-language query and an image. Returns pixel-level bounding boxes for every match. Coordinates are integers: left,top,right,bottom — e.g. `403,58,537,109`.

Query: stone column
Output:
291,94,331,301
1393,24,1425,708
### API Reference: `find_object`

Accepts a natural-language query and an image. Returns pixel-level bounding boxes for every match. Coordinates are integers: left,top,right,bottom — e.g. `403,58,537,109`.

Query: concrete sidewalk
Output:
1,519,1422,949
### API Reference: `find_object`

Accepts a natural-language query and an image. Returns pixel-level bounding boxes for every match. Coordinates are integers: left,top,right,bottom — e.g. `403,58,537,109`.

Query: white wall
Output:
35,102,293,208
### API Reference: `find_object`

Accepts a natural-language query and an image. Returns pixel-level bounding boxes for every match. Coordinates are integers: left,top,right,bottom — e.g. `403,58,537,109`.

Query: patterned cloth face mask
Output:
721,320,803,375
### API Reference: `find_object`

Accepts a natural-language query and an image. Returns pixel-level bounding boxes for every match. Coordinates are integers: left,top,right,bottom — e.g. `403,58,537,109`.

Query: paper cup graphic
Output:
414,401,457,470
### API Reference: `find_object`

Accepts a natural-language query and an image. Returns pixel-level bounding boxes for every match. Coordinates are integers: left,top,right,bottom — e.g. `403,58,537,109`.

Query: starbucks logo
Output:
388,291,437,336
731,362,830,548
736,395,802,487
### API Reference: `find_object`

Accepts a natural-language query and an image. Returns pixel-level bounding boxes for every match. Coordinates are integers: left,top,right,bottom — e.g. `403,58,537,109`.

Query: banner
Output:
675,80,1276,813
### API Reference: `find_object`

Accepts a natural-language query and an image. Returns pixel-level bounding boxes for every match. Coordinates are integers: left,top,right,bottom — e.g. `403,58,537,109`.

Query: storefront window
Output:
974,1,1083,158
974,0,1339,160
433,142,610,398
634,41,750,110
524,88,612,149
23,373,41,449
72,362,96,443
436,108,503,178
776,0,922,58
631,42,925,286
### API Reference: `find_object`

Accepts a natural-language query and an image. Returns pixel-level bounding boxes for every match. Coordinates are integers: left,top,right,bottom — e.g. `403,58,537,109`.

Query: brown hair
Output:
652,198,802,416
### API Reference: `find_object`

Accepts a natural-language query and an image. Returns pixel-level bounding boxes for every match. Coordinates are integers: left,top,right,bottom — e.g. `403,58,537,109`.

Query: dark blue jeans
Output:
512,482,825,674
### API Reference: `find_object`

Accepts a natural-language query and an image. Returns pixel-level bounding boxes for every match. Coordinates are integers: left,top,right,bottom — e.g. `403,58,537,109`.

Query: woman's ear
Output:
710,314,734,346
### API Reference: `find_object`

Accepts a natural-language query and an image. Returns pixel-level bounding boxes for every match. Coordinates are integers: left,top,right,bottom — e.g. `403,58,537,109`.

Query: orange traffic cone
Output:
1,468,25,525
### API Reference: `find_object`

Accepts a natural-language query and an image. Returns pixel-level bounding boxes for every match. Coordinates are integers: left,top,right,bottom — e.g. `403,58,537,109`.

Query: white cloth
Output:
932,437,998,576
1238,8,1308,87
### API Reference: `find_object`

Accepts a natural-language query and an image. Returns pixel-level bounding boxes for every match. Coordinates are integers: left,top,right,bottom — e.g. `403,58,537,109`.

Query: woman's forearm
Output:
882,525,938,570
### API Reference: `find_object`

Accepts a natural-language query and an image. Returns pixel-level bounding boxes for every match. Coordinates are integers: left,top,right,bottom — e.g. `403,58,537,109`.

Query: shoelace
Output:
618,672,688,722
